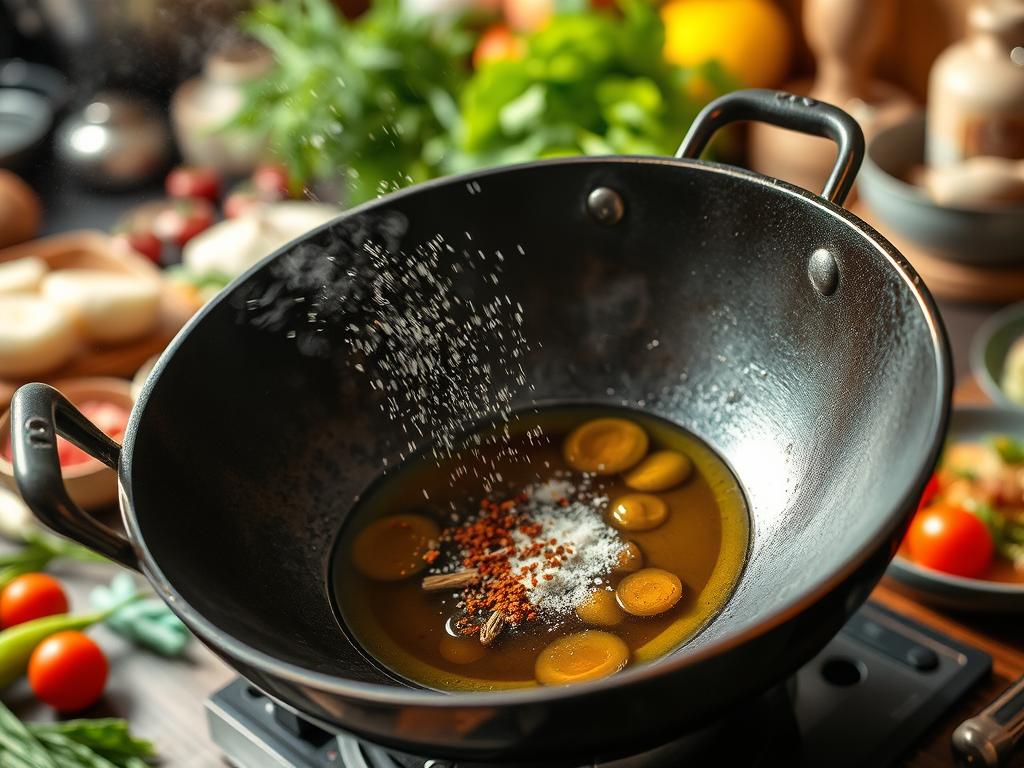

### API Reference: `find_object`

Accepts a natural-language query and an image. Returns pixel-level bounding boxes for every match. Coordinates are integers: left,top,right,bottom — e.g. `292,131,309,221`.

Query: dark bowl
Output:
858,114,1024,267
0,87,52,172
971,301,1024,408
887,406,1024,613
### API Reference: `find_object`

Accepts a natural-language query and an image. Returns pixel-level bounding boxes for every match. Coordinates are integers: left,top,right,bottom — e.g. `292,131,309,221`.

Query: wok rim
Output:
121,155,952,709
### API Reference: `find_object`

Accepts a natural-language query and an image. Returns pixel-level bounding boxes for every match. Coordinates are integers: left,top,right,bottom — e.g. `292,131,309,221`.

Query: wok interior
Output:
129,159,943,689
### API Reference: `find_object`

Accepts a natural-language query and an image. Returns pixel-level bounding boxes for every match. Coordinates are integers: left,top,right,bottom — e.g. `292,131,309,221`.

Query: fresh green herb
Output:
0,701,155,768
234,0,474,204
991,434,1024,464
969,502,1024,563
970,502,1006,548
952,467,979,481
92,574,190,658
30,720,155,768
0,593,140,689
451,0,734,169
0,533,107,592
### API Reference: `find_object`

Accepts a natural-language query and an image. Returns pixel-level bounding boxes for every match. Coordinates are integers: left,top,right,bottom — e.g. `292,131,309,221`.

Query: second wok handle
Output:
676,88,865,207
952,674,1024,768
9,383,139,571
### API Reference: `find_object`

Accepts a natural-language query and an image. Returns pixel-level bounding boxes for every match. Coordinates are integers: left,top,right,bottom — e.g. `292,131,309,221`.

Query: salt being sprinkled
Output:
424,476,625,636
236,213,531,465
509,480,621,617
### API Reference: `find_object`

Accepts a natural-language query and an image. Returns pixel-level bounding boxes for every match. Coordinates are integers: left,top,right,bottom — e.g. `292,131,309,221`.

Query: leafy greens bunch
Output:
235,0,473,204
237,0,731,204
452,0,732,168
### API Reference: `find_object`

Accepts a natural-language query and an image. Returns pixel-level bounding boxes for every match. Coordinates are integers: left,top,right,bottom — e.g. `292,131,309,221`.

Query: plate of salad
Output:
887,406,1024,613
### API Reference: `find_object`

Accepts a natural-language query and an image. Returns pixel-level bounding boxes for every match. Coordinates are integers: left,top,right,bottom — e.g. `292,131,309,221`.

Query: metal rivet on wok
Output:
808,248,839,296
586,187,625,226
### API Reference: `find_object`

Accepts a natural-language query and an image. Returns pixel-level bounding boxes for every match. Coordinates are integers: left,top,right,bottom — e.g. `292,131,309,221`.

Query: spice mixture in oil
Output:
331,405,749,691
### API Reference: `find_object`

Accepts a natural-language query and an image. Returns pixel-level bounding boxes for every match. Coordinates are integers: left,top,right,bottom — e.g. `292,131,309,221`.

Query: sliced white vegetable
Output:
0,256,47,295
183,201,340,279
41,269,161,344
0,487,39,542
0,295,76,377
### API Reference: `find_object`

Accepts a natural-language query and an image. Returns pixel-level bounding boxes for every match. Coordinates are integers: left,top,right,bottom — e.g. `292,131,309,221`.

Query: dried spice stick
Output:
421,569,480,592
479,611,505,647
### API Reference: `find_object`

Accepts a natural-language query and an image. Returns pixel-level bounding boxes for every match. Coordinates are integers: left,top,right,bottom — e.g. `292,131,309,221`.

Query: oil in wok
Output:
331,405,750,691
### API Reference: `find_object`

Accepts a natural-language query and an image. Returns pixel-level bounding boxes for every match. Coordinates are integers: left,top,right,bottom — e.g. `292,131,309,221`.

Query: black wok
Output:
10,90,950,763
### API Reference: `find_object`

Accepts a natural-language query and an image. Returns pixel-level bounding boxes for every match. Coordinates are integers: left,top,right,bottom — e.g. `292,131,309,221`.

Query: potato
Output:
0,296,76,377
41,270,161,344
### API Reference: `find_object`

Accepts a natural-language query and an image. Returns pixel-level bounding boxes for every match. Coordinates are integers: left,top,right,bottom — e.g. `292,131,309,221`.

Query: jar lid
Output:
969,0,1024,45
204,40,274,85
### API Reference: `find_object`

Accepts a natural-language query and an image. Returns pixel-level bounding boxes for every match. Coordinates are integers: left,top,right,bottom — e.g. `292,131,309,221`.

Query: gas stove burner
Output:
206,602,990,768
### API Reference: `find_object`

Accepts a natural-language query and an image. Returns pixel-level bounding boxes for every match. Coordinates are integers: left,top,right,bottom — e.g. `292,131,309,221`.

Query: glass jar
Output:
926,0,1024,166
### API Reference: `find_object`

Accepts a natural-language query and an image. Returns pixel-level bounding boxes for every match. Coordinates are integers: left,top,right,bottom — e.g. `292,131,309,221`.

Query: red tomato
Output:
115,231,162,264
0,574,69,628
165,166,221,203
223,185,263,219
503,0,551,31
152,197,216,247
906,505,994,578
473,25,524,68
29,631,108,712
251,164,290,198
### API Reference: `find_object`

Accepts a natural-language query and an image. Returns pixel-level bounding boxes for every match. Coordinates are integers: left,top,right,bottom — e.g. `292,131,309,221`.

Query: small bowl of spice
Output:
0,377,133,510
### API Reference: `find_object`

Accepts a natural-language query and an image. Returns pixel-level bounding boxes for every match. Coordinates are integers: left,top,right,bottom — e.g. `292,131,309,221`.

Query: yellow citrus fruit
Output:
661,0,793,89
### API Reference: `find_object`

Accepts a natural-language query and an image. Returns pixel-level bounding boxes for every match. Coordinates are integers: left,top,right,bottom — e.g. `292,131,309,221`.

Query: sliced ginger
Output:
438,635,487,665
564,418,649,475
613,541,644,574
535,630,630,686
608,493,668,532
624,450,692,492
616,568,683,617
352,514,440,581
575,588,625,627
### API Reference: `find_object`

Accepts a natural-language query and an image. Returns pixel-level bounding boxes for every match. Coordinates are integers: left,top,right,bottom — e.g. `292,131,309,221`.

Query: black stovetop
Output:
206,602,990,768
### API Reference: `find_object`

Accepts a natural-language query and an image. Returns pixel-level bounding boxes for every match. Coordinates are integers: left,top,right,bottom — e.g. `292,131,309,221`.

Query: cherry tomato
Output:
165,166,221,203
251,164,290,198
29,631,108,712
473,25,523,68
114,230,162,264
503,0,551,31
223,184,264,219
1,574,69,628
152,197,215,247
906,505,994,578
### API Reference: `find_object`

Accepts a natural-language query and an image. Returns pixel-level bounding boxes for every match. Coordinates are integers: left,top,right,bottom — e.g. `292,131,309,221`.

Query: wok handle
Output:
952,674,1024,768
9,383,139,570
676,88,865,207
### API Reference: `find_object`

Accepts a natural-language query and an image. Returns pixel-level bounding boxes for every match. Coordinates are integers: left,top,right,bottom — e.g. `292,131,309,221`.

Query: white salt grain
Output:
508,482,625,619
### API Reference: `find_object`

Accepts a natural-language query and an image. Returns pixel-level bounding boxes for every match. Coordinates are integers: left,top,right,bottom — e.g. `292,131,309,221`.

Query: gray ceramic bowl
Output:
886,406,1024,613
971,301,1024,408
858,113,1024,267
